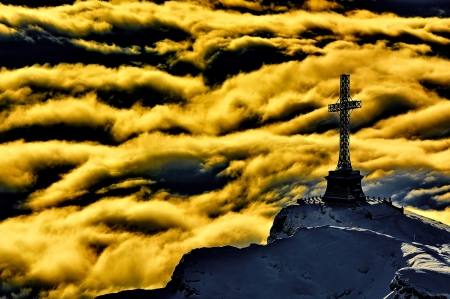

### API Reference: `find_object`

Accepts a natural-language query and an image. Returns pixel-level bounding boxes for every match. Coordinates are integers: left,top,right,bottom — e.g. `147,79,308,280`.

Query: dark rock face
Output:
390,268,450,299
149,227,407,299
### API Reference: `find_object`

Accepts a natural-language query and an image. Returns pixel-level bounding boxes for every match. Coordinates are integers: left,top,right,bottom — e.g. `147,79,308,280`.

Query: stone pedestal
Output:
322,169,365,202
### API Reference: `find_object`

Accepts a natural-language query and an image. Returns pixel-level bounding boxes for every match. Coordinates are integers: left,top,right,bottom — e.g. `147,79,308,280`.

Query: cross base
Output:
322,169,366,202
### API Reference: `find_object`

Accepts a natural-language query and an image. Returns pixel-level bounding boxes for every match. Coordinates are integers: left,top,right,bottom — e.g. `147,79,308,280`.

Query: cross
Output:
328,74,361,171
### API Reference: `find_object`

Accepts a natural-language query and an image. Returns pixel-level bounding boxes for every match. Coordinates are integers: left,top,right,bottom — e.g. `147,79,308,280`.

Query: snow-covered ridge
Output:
97,201,450,299
268,201,447,245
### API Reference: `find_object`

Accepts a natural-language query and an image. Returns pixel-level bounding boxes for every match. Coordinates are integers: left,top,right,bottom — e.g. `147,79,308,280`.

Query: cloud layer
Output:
0,0,450,298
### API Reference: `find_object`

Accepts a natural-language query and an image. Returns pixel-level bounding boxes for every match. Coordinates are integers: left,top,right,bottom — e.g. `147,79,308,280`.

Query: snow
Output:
97,201,450,299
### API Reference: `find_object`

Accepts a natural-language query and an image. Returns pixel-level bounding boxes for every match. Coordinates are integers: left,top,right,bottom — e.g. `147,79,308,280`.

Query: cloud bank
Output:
0,0,449,298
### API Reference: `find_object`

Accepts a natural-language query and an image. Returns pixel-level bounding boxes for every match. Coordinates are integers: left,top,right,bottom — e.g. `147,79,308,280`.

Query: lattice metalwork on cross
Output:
328,74,361,170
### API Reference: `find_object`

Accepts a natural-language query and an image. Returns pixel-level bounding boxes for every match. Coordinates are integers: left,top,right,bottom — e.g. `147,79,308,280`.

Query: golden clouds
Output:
0,140,91,191
303,0,342,12
20,130,328,210
145,39,192,55
0,0,450,298
0,64,206,99
0,94,114,131
96,178,154,194
218,0,264,11
406,207,450,226
0,2,112,37
405,185,450,201
69,39,142,55
0,194,272,298
10,127,450,213
2,130,450,298
0,0,449,70
3,39,449,142
359,100,450,140
0,36,449,205
0,23,17,37
227,36,321,55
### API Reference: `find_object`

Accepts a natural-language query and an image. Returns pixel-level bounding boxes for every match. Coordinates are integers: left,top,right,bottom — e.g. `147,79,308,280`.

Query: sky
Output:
0,0,450,298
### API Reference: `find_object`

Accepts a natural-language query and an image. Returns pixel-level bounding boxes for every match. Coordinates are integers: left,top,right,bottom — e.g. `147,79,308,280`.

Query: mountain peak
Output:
96,200,450,299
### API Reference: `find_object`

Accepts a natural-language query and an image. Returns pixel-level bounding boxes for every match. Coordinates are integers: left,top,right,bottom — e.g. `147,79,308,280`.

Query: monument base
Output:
322,169,365,202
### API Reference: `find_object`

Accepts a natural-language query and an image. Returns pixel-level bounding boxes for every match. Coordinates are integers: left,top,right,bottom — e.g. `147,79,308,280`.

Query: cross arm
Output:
328,100,362,112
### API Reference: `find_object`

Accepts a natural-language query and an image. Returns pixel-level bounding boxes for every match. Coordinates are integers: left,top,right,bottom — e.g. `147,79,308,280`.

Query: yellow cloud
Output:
1,1,450,298
0,194,272,299
303,0,342,11
3,40,448,142
358,100,450,140
406,206,450,226
0,22,17,37
96,178,154,194
0,64,207,102
145,39,192,55
218,0,264,11
1,0,449,69
69,39,142,55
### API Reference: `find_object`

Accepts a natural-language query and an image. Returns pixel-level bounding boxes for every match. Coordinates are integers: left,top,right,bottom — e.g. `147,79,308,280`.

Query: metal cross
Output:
328,74,361,170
